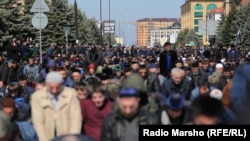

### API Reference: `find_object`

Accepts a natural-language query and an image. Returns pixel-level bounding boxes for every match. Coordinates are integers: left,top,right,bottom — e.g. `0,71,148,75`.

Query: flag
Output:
236,28,241,45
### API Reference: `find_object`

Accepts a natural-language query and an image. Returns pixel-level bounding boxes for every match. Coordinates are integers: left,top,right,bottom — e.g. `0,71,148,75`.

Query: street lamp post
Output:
118,15,128,45
100,0,103,42
63,26,70,56
109,0,111,45
74,0,79,43
205,14,208,42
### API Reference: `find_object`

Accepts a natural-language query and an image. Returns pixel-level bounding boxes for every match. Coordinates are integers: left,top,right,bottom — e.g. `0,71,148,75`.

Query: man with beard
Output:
147,63,165,94
85,47,103,67
101,88,158,141
81,84,112,141
187,61,207,88
217,65,233,90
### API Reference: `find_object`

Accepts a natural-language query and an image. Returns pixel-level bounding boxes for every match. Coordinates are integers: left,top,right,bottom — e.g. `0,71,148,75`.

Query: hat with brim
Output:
166,94,185,110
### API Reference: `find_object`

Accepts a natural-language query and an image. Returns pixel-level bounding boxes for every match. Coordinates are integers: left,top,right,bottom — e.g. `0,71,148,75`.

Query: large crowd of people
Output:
0,37,250,141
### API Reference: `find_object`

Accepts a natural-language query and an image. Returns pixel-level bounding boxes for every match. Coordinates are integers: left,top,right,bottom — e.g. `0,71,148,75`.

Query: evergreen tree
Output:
215,14,226,45
240,4,250,45
0,0,25,47
176,28,189,45
184,29,199,46
216,6,237,45
228,5,239,44
22,0,37,39
41,0,69,47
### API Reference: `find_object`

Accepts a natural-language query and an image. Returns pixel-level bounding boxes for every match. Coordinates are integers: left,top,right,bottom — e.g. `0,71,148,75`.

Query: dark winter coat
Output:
101,109,159,141
6,45,21,62
159,50,178,77
161,78,192,100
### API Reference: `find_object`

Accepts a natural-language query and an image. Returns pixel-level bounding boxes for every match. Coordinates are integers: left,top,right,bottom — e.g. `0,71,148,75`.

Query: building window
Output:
207,4,217,11
198,35,203,38
194,19,200,25
194,27,199,32
194,4,203,10
194,12,203,18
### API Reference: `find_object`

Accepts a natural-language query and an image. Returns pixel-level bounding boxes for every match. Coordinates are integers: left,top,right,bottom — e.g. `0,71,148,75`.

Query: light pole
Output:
63,26,70,56
118,15,128,44
109,0,111,45
100,0,103,42
205,13,208,42
74,0,79,43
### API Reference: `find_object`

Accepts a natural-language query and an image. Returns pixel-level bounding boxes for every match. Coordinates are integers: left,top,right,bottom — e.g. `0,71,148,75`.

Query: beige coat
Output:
31,87,82,141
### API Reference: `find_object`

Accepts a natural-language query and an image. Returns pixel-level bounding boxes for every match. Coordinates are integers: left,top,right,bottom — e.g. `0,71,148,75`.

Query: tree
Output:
215,13,226,45
184,29,199,46
176,28,189,45
240,4,250,45
41,0,70,47
0,0,27,47
228,5,239,44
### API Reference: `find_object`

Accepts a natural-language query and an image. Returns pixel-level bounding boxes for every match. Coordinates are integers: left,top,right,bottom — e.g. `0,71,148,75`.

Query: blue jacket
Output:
46,46,54,57
20,45,31,58
64,77,74,87
230,63,250,114
228,49,239,62
190,86,216,101
23,65,39,79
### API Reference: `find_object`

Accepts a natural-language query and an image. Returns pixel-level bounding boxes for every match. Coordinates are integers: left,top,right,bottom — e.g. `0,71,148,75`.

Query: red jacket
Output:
81,99,112,141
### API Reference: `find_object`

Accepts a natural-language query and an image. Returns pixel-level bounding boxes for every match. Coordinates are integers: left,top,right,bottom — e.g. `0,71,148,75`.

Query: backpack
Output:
16,121,39,141
15,98,30,121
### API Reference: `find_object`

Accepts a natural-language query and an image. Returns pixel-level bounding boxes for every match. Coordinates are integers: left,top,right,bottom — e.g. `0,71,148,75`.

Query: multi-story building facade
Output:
224,0,250,15
150,22,181,47
181,0,224,43
136,18,180,47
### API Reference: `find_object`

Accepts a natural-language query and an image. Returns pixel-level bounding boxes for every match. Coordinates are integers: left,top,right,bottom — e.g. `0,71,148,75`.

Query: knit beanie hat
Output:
46,71,63,84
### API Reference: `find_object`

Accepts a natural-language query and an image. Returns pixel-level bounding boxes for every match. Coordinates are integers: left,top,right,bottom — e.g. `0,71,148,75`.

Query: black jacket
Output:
6,45,21,62
187,70,208,88
159,50,178,77
101,109,159,141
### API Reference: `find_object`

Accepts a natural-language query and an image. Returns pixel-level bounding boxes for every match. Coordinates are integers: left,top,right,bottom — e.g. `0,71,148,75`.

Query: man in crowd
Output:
101,88,158,141
81,84,112,141
159,42,178,78
0,110,11,141
31,71,82,141
162,67,193,100
187,61,207,88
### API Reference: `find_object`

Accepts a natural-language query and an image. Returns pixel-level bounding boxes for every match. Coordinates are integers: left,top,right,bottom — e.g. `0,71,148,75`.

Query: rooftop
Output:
208,7,224,14
181,0,225,7
137,18,180,22
152,22,181,30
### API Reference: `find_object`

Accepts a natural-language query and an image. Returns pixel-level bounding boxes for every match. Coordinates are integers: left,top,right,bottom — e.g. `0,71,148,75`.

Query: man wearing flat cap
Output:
31,71,82,141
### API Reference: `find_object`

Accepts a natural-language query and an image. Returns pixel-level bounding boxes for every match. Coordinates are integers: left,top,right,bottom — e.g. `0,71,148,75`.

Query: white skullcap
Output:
210,89,223,100
216,63,223,68
45,71,63,84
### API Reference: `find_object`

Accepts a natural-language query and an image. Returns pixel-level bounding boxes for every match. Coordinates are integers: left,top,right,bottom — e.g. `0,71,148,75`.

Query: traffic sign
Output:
31,13,48,30
30,0,50,13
